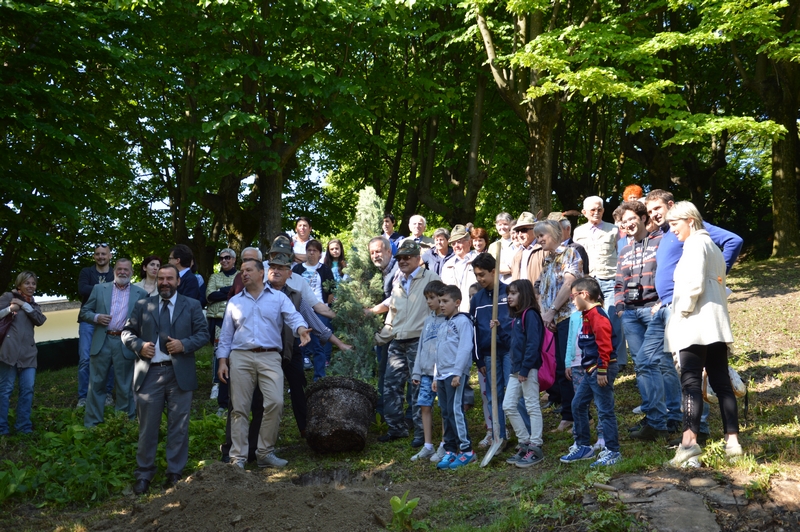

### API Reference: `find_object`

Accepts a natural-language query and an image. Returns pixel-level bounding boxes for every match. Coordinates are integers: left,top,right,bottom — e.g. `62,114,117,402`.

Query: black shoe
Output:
666,419,682,434
628,416,648,432
378,433,406,443
410,438,424,448
629,422,669,441
133,479,150,495
163,473,181,489
667,432,708,449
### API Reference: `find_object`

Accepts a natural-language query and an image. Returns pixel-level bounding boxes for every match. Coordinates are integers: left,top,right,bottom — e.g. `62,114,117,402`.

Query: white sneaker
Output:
411,446,436,461
632,405,643,414
257,452,288,468
592,440,606,452
216,407,227,417
76,398,86,408
478,431,493,448
104,395,114,407
430,443,446,462
210,383,219,400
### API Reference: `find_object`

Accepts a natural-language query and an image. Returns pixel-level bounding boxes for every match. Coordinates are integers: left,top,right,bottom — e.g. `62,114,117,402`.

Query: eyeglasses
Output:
569,290,588,300
517,227,533,233
219,255,233,262
268,264,290,271
396,256,416,262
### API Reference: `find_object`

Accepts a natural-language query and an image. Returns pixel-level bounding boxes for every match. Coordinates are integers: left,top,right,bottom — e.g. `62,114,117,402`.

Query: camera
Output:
625,281,643,302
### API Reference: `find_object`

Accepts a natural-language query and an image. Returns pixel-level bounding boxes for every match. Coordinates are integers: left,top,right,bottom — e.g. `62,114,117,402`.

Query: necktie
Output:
159,300,171,354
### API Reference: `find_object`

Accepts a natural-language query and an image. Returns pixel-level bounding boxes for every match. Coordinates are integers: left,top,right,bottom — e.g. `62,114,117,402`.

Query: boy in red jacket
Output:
559,277,622,467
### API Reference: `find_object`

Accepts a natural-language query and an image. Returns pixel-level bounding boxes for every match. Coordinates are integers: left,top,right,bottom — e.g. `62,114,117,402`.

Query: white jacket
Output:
665,229,733,352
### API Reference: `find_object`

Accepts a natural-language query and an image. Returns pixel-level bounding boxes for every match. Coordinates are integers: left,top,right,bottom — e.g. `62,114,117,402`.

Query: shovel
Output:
481,246,506,466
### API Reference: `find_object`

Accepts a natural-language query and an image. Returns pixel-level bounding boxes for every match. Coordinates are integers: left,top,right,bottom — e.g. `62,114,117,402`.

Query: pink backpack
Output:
520,308,557,390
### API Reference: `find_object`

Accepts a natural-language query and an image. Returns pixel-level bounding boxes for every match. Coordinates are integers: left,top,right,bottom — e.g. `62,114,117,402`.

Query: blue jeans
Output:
78,321,113,399
572,363,620,452
300,313,331,382
622,306,682,430
484,350,530,439
597,278,626,365
0,363,36,435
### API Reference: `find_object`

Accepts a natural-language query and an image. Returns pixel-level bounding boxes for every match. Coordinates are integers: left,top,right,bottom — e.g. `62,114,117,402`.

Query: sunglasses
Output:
517,227,533,233
96,243,110,249
219,255,233,262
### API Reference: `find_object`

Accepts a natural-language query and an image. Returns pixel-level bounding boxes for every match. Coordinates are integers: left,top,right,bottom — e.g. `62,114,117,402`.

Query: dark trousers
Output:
679,342,739,435
221,342,307,462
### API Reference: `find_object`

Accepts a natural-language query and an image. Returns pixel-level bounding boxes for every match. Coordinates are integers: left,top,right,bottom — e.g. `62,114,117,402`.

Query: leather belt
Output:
150,361,173,367
249,347,280,353
106,330,123,336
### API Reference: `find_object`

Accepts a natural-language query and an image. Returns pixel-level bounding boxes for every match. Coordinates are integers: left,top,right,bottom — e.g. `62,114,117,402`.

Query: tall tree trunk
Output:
386,113,406,215
771,112,800,256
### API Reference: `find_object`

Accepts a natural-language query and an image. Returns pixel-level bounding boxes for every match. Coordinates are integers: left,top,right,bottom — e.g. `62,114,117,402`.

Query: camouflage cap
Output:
395,239,421,257
269,236,294,258
269,252,293,266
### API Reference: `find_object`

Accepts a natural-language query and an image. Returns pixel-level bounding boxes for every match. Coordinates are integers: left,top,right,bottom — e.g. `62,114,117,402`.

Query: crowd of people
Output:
0,188,746,492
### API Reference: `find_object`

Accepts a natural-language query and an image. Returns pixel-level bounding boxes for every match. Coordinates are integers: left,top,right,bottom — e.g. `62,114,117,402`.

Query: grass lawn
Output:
1,257,799,531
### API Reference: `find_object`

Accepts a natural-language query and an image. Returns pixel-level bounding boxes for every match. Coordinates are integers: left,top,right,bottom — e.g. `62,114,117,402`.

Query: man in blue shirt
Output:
216,259,310,469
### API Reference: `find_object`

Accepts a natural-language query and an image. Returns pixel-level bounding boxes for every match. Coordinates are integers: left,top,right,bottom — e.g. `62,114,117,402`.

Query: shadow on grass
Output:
727,257,800,301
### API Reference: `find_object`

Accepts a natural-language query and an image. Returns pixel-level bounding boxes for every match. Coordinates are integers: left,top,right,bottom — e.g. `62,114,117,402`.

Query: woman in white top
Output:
664,202,741,467
133,255,161,296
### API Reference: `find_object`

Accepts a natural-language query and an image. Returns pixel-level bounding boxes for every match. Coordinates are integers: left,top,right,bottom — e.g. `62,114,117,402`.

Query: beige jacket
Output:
378,268,441,342
511,245,545,285
665,230,733,352
440,251,477,312
573,221,619,280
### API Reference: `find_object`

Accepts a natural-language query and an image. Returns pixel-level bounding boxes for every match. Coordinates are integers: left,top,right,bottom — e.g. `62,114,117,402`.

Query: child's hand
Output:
489,319,500,329
565,367,573,381
518,374,527,382
597,374,608,387
451,375,461,388
431,380,437,392
412,379,420,386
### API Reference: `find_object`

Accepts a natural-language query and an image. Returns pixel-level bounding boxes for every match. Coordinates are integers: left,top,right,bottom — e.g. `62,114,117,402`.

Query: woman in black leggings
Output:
664,202,741,467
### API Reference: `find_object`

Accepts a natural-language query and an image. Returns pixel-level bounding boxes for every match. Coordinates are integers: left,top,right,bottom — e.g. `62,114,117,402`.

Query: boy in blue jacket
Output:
433,285,476,469
560,277,621,467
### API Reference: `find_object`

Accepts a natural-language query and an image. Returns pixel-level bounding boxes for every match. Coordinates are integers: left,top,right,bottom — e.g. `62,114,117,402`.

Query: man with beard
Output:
80,259,148,427
122,264,209,494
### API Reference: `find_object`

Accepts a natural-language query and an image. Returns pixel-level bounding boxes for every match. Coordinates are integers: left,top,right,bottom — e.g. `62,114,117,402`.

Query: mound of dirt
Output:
92,462,445,532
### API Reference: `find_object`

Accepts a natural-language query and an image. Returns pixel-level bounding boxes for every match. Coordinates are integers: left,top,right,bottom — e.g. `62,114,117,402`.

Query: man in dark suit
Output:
122,264,208,495
79,258,149,427
168,244,202,301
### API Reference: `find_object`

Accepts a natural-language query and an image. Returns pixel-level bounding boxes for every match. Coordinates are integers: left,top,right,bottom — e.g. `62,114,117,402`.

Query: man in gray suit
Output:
122,264,208,495
79,259,148,427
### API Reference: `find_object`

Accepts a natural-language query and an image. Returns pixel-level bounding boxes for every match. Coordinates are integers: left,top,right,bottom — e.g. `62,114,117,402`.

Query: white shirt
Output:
151,292,178,363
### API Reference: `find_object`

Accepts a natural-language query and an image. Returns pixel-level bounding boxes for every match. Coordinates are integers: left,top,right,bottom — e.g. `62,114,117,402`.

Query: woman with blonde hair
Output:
665,201,741,467
0,271,46,435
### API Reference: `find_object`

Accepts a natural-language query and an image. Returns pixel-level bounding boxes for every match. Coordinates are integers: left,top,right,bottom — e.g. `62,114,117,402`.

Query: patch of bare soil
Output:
91,462,451,532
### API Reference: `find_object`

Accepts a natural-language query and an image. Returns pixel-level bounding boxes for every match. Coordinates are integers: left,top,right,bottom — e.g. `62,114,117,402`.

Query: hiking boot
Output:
411,446,435,462
591,448,621,467
449,451,476,469
627,416,648,432
515,446,544,468
629,422,669,441
506,444,529,464
668,444,702,468
560,444,595,463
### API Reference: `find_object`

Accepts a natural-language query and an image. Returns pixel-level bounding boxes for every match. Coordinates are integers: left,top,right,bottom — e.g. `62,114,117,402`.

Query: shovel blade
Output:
480,438,506,467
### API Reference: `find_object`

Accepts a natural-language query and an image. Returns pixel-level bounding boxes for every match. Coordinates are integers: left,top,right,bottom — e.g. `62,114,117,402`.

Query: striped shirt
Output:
108,283,131,331
614,230,662,312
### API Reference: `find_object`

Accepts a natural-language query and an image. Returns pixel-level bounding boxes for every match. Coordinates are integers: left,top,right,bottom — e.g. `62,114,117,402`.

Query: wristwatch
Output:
549,305,557,311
